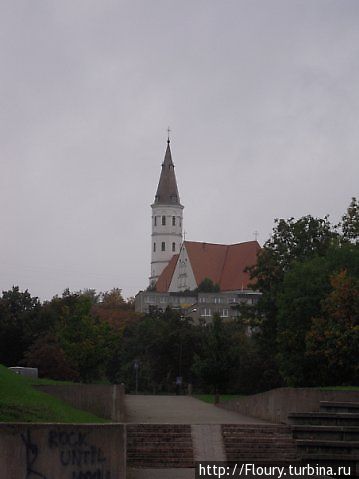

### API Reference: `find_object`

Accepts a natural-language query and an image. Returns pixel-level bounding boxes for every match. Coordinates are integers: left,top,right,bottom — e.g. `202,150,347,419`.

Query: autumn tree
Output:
306,270,359,385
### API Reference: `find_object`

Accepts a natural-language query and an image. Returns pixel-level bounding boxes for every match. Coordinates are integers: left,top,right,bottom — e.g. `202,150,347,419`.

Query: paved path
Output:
125,394,268,424
126,395,269,478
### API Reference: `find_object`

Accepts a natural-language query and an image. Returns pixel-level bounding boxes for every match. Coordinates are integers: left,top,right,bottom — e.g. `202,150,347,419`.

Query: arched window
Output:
154,216,157,226
172,242,176,252
153,243,156,252
172,216,176,226
162,216,166,226
161,242,165,251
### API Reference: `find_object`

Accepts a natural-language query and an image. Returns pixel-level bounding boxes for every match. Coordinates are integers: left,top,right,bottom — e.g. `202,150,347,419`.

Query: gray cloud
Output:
0,0,358,299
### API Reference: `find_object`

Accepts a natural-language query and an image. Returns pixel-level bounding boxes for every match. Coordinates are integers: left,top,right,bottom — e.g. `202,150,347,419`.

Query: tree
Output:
0,287,42,366
91,288,138,333
245,214,337,388
24,333,79,381
45,289,122,382
197,278,220,293
306,270,359,385
117,307,201,393
340,197,359,244
276,243,359,386
192,315,238,401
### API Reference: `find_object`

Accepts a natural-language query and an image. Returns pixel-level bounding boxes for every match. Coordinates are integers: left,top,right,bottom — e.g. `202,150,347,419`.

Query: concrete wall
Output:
0,423,125,479
36,384,125,422
219,387,359,424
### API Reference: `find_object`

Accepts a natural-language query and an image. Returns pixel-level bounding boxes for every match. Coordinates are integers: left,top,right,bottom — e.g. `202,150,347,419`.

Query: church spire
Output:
154,139,181,205
150,137,184,286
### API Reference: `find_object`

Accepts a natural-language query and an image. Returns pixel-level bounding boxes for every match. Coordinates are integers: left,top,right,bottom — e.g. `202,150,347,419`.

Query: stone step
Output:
128,447,193,453
288,412,359,426
319,401,359,414
225,445,297,452
301,452,359,461
291,425,359,441
296,439,359,455
127,424,194,468
222,431,291,440
222,424,290,434
225,437,294,449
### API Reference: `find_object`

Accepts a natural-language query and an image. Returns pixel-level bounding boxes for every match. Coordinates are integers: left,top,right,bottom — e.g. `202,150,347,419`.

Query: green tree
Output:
118,307,200,393
192,315,238,401
24,333,79,381
276,243,359,386
245,214,337,388
46,289,121,382
340,197,359,244
197,278,220,292
0,287,42,366
306,270,359,385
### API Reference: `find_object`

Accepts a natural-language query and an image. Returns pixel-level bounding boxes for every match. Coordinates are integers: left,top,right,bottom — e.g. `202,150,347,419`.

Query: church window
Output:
154,216,157,226
172,216,176,226
153,243,156,252
161,242,165,251
162,216,166,225
172,242,176,252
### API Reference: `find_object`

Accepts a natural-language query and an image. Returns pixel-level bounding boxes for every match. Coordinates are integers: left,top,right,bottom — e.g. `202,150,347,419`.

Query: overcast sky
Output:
0,0,358,300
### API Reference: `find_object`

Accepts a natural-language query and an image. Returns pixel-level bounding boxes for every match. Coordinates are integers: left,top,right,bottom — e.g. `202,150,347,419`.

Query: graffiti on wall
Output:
20,429,112,479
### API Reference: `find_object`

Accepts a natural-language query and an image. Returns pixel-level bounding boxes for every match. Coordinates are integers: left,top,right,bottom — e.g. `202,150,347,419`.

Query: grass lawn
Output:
0,365,107,423
194,394,241,404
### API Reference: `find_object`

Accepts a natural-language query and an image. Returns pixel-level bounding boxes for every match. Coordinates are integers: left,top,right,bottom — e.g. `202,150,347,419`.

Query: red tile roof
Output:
155,254,179,293
155,240,260,292
219,241,261,291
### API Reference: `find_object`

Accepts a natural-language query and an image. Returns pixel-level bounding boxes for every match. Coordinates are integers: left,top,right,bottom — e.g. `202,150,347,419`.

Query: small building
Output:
135,288,261,324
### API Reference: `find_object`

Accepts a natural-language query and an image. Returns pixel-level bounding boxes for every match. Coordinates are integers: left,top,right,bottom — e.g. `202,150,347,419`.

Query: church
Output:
135,138,261,320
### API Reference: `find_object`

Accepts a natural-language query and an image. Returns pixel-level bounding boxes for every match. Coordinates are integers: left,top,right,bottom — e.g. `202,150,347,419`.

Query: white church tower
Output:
150,138,183,285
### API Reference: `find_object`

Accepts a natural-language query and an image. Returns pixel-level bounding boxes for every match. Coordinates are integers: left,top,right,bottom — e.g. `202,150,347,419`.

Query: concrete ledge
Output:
36,384,125,422
0,423,126,478
218,388,359,424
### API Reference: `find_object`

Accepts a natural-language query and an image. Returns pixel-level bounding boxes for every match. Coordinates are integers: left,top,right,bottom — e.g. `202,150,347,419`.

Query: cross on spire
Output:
167,126,171,144
253,230,259,241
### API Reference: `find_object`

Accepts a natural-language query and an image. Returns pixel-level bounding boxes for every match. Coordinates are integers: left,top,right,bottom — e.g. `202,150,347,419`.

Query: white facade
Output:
168,242,197,292
150,203,183,284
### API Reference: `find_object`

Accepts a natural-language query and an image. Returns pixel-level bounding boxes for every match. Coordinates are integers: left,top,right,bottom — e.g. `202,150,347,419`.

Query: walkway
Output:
126,395,268,479
125,394,268,424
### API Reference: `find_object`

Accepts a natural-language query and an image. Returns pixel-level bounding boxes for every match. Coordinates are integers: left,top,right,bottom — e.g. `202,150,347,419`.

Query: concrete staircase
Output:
289,401,359,475
127,424,194,468
222,424,300,464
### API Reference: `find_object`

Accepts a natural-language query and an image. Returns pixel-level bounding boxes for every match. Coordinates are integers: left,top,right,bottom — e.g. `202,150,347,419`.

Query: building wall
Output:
168,243,197,292
135,290,197,314
135,290,261,322
150,204,183,283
